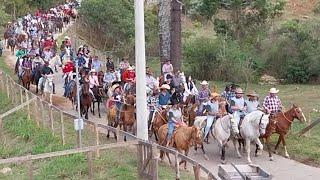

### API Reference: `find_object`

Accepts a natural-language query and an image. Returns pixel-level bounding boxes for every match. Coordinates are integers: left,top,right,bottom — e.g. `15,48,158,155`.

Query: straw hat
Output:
210,92,221,99
111,84,120,91
200,80,208,85
269,88,279,94
235,88,244,94
90,69,96,73
159,84,170,90
64,36,70,39
246,91,259,97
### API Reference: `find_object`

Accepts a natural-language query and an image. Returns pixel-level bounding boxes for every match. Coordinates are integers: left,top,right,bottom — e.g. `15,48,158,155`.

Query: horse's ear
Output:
293,104,297,108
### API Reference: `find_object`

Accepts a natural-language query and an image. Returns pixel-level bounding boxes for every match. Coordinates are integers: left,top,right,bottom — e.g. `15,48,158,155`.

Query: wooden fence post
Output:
137,143,143,178
26,91,31,120
34,99,40,126
11,81,15,104
193,163,200,180
151,143,158,180
20,87,23,104
0,118,3,137
39,99,45,127
175,152,180,180
207,173,215,180
59,111,65,145
87,151,93,180
27,160,33,180
94,122,100,157
49,105,54,136
6,76,10,98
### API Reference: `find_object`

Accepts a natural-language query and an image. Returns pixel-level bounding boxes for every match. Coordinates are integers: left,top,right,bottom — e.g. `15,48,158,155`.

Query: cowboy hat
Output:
246,91,259,97
127,66,135,71
235,88,244,94
210,92,221,98
200,81,208,85
111,84,120,91
64,36,70,39
159,84,170,90
269,88,279,94
90,69,96,73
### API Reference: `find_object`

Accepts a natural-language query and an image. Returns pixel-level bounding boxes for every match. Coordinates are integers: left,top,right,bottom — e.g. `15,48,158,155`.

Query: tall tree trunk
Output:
170,0,182,72
158,0,171,73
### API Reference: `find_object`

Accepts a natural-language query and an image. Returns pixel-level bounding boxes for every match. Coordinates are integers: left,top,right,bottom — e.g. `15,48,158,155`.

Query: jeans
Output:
167,120,175,139
204,115,215,139
233,111,246,125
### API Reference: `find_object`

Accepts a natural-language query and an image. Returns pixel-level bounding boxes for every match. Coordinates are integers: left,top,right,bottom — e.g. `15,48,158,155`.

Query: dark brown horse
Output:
80,81,92,119
258,105,306,160
182,103,198,126
21,68,32,90
7,37,16,55
120,94,136,141
67,80,77,109
150,107,169,141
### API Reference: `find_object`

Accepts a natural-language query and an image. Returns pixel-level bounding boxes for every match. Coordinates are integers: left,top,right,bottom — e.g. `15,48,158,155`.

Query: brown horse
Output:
259,105,306,160
106,103,118,139
7,37,16,55
80,81,92,119
120,94,136,141
21,68,32,90
150,107,169,141
158,124,202,169
182,103,198,126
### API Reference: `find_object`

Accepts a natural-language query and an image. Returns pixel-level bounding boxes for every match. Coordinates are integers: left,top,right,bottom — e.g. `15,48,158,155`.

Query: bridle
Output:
258,114,266,134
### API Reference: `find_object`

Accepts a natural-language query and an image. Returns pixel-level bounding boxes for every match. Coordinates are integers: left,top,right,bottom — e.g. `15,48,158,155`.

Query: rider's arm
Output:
262,97,271,114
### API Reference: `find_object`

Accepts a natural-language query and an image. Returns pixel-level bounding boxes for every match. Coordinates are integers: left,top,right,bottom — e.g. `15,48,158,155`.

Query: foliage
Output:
183,36,256,82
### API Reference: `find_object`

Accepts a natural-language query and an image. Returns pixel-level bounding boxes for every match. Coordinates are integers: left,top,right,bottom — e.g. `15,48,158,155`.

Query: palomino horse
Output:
240,110,270,164
259,105,306,160
80,82,92,119
212,114,240,163
120,94,136,141
21,68,32,90
158,125,202,169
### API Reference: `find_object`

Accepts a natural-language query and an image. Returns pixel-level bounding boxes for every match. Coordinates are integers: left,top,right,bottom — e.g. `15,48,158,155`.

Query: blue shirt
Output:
91,60,102,72
158,91,171,106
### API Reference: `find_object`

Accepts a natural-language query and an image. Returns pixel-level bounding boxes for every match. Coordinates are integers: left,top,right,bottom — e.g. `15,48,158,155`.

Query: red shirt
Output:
121,70,136,82
43,40,53,48
62,62,74,74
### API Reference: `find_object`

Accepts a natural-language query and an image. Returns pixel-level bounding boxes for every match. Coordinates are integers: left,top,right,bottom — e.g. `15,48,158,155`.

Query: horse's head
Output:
125,94,135,106
229,114,240,135
46,75,54,87
82,82,90,95
191,126,203,145
291,104,306,123
258,113,270,136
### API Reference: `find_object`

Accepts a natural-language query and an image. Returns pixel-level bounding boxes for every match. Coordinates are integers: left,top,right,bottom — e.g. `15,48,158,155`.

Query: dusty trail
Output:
2,25,320,180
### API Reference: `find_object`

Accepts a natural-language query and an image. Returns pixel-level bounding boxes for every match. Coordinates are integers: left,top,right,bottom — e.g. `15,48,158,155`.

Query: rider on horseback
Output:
88,69,99,101
230,88,247,126
165,97,184,146
262,88,282,115
38,61,55,94
111,83,122,123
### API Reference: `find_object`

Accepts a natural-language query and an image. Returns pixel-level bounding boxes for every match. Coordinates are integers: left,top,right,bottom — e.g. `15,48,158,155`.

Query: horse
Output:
120,94,136,141
91,85,102,118
67,80,77,109
259,105,306,160
240,110,270,164
212,114,241,163
182,103,198,126
32,63,42,94
42,74,54,103
150,106,169,141
7,37,16,55
158,124,202,169
80,81,92,119
21,68,32,90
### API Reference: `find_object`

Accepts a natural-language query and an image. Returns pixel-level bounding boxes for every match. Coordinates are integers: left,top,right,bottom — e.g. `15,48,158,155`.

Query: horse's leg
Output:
232,138,242,158
265,136,273,161
245,139,252,164
98,101,101,118
201,143,209,160
221,144,226,164
184,149,189,170
281,134,290,158
274,135,282,154
123,125,127,142
91,101,95,115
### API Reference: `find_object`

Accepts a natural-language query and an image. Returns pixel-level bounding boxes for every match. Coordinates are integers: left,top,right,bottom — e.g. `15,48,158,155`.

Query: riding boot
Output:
53,83,56,94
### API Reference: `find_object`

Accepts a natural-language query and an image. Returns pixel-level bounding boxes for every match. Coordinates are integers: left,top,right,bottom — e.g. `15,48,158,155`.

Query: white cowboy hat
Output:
159,84,170,90
235,88,244,94
200,81,208,85
90,69,96,73
111,84,120,91
269,88,279,94
127,66,135,71
64,36,70,39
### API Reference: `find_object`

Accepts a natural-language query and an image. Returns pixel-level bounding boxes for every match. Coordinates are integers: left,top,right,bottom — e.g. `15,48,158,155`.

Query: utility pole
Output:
134,0,148,140
170,0,182,71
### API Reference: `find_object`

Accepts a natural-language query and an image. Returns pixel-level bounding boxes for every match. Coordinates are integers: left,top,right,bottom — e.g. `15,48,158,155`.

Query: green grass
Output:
0,57,13,75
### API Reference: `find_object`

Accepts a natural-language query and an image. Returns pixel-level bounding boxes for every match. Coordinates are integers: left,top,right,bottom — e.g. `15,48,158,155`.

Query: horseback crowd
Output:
2,0,307,165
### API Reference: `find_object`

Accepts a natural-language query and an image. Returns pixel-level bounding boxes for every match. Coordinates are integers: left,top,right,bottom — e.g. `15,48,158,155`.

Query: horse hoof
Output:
269,157,274,161
204,154,209,161
237,154,242,158
220,160,226,164
285,155,290,159
274,150,278,155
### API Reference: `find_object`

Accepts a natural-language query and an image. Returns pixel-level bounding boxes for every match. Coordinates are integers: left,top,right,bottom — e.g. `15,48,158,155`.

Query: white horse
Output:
43,74,54,103
213,114,240,164
240,110,270,164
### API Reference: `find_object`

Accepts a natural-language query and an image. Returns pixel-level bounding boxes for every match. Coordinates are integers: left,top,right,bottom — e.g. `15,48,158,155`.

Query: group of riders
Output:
2,0,288,156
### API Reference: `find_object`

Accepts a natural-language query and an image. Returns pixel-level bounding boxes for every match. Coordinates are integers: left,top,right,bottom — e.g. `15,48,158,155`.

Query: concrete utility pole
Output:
134,0,148,140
